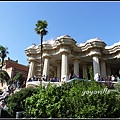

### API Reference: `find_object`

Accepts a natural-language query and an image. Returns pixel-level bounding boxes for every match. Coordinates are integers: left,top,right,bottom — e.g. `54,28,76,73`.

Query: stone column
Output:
51,71,54,78
106,64,111,76
42,56,50,77
61,52,69,82
27,60,35,81
73,58,79,77
82,63,88,79
53,67,57,77
56,60,61,81
92,55,100,81
100,59,106,78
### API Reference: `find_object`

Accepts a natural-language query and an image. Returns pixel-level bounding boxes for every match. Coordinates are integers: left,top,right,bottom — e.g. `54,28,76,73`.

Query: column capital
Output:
56,60,61,63
92,53,101,57
81,62,88,65
28,58,36,63
59,48,71,55
99,58,107,62
71,57,81,61
42,53,52,59
106,63,111,66
89,49,101,57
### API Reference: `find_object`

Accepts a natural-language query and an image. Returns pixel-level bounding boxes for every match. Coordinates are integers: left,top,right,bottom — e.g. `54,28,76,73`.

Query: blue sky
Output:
0,1,120,66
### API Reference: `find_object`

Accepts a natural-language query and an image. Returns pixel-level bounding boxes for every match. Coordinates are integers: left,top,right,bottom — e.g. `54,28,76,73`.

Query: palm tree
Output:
0,45,9,70
0,70,10,85
0,46,9,87
34,20,48,80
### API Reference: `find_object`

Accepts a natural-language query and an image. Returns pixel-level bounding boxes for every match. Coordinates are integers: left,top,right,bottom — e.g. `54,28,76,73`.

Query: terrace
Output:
26,78,119,89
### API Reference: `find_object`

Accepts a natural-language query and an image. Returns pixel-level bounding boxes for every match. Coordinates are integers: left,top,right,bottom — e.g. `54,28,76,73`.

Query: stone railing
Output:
26,81,62,88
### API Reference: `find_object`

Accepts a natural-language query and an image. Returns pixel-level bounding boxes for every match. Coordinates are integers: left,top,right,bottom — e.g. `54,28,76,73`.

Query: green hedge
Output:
6,87,38,118
25,79,120,118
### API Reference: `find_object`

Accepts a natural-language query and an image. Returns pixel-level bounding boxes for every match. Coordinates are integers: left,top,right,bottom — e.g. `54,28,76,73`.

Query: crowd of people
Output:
68,71,120,82
69,72,78,80
27,75,60,82
27,72,120,83
0,79,23,110
97,74,120,82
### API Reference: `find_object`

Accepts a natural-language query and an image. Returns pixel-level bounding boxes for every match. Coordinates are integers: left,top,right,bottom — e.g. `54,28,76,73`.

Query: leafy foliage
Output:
13,72,24,86
25,79,120,118
0,45,9,71
114,82,120,99
88,66,94,81
13,72,22,81
6,87,38,118
0,45,9,52
34,20,48,36
0,70,10,83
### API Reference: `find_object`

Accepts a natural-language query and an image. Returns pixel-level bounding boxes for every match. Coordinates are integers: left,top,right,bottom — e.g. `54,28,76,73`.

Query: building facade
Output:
0,57,28,89
25,35,120,82
3,57,29,80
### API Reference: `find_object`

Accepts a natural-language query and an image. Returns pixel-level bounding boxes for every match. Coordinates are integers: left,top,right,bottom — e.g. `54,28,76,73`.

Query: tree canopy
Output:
34,20,48,36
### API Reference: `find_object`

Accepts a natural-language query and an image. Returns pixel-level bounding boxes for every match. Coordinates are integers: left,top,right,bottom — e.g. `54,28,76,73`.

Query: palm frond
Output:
35,20,48,35
0,46,9,53
0,45,9,61
0,70,10,83
0,45,6,51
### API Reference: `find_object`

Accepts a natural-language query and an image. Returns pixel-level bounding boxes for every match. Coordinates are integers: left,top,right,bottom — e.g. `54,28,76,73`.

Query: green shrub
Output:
6,87,38,118
25,79,120,118
13,72,24,86
114,82,120,99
